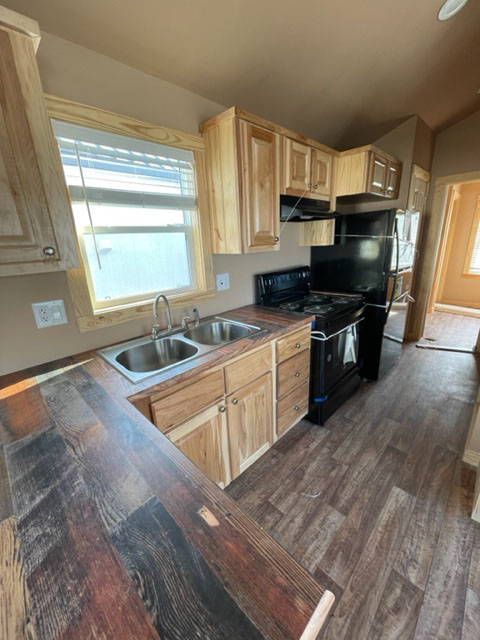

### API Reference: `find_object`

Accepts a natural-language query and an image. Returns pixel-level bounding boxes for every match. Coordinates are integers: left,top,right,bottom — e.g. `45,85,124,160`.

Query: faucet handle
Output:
181,315,192,329
192,307,201,327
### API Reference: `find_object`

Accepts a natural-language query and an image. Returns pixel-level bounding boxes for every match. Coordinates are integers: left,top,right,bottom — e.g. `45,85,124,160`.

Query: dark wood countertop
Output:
0,305,333,639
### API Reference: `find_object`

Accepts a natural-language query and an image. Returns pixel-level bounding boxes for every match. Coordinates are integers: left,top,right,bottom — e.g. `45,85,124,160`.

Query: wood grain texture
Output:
320,445,406,588
0,516,33,640
368,570,423,640
224,343,272,394
228,312,480,640
112,496,263,640
0,306,330,639
394,445,457,590
413,462,476,640
0,445,13,522
323,487,415,640
6,427,160,640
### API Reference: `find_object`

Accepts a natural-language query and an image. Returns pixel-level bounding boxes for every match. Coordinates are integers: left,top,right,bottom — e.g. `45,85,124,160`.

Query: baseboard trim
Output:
463,449,480,468
434,303,480,318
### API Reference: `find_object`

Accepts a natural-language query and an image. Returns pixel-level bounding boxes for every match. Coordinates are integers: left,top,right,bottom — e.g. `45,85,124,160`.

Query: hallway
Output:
422,311,480,350
227,314,480,639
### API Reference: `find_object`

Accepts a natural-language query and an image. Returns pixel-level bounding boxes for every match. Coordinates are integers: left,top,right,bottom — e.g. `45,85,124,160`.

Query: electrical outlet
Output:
32,299,68,328
216,273,230,291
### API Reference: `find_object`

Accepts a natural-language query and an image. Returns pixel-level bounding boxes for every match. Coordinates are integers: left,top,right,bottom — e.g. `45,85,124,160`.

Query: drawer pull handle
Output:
295,343,301,348
219,406,226,413
294,405,300,411
232,398,238,405
295,371,300,377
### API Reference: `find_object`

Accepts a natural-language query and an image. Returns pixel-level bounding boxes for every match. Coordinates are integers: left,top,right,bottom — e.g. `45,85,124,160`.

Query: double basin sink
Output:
98,317,263,383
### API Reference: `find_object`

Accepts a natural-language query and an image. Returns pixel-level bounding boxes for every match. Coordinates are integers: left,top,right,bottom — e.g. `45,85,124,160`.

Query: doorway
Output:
423,179,480,350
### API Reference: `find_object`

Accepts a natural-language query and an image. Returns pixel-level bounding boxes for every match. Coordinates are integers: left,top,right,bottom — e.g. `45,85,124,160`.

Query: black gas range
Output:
255,266,365,425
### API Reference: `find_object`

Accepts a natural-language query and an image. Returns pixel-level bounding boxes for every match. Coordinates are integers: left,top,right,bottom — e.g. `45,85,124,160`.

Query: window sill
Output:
75,288,216,332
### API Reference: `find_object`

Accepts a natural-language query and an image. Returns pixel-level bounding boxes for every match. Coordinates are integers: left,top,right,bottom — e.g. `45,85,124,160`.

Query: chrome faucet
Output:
152,293,173,340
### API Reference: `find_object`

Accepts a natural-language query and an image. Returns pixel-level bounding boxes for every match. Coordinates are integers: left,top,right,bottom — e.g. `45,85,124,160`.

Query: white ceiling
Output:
6,0,480,148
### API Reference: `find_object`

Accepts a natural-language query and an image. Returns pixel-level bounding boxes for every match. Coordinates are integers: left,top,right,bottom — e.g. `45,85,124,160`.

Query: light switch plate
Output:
216,273,230,291
32,299,68,328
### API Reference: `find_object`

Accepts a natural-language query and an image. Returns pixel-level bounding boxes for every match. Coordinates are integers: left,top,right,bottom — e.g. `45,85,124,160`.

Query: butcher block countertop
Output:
0,305,334,640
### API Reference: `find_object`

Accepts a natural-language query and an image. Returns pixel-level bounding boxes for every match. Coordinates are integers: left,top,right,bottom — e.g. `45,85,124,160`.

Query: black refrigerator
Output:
310,208,417,380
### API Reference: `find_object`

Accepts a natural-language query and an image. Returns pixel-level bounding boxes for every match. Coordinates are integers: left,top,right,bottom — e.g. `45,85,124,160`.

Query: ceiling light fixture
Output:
437,0,470,21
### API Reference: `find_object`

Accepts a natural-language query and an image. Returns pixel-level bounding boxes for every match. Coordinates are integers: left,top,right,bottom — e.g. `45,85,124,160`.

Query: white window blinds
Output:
52,120,199,309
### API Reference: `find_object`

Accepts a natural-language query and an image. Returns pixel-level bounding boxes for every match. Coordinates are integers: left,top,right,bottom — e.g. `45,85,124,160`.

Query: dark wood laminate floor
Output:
227,312,480,640
422,311,480,350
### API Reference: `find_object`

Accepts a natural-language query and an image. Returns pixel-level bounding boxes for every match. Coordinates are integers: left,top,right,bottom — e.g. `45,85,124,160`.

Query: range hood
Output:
280,194,335,222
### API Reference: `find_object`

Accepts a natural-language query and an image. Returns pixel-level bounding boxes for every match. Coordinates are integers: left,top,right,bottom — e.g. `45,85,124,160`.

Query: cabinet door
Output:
168,403,231,488
239,121,280,251
407,165,430,214
0,28,78,276
227,372,274,479
284,138,311,194
368,152,388,195
310,148,332,198
385,160,402,199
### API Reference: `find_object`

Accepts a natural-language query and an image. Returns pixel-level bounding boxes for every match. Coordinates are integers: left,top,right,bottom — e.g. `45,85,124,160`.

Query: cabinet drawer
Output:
151,370,225,433
276,326,311,364
277,349,311,399
224,345,272,394
277,382,309,437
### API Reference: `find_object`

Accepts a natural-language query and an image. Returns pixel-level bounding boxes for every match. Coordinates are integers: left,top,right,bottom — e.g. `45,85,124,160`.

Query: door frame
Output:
405,169,480,341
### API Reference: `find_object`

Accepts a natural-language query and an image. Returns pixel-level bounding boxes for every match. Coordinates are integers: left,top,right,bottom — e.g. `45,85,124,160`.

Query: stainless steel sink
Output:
116,337,198,373
183,319,255,345
98,316,263,383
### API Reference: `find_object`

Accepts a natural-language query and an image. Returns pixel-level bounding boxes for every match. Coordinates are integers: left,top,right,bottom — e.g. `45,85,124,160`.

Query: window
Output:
464,196,480,276
52,119,204,311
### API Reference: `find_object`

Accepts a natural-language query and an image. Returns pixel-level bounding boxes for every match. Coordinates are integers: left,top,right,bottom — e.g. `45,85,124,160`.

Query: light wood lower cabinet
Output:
148,326,311,487
227,372,274,480
168,402,231,488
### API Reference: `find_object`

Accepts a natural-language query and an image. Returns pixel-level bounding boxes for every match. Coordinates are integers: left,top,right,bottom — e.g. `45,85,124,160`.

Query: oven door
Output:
310,319,362,399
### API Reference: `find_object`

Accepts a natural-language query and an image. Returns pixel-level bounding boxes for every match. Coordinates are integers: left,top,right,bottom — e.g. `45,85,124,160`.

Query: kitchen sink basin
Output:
116,337,198,373
183,319,256,345
98,316,263,383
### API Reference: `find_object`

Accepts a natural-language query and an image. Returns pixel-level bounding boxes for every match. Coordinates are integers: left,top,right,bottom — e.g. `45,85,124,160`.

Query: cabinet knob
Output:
307,183,312,189
295,343,301,349
313,184,318,190
43,246,56,256
294,405,300,411
274,236,279,243
219,406,226,413
295,371,300,377
232,398,238,405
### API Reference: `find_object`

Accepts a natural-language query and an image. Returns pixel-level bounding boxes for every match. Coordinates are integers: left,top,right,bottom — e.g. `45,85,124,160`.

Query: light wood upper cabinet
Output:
284,139,311,192
239,121,280,250
0,24,78,276
368,152,389,196
407,164,430,215
336,146,402,202
227,372,274,480
283,138,333,200
168,402,231,488
201,111,280,254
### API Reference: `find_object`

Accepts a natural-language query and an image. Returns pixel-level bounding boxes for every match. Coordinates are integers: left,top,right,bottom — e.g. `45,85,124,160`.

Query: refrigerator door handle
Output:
385,219,400,323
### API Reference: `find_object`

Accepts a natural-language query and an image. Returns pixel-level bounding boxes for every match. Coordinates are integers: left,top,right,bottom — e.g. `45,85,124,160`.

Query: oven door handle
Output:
311,317,364,342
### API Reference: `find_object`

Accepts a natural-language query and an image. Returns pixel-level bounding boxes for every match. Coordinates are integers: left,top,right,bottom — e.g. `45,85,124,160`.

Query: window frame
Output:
463,194,480,278
46,94,215,332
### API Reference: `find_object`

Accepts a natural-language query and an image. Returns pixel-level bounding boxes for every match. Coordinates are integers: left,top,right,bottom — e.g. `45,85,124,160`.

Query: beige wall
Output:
438,182,480,308
0,33,310,375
